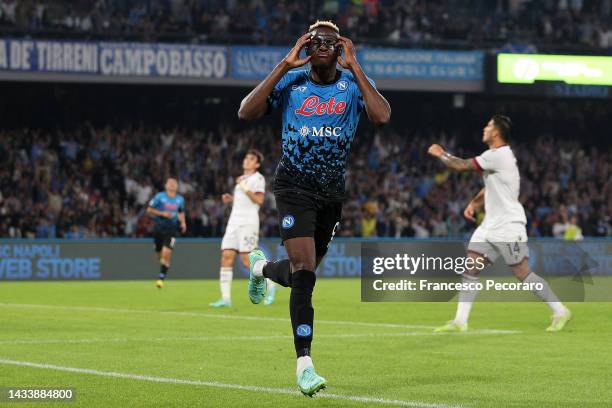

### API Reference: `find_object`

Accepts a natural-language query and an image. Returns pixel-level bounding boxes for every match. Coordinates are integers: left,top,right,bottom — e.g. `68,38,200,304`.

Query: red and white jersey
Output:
227,171,265,227
473,145,527,230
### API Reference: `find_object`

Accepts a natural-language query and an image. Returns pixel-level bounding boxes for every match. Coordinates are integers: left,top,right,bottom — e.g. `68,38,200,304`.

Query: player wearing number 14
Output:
428,115,571,332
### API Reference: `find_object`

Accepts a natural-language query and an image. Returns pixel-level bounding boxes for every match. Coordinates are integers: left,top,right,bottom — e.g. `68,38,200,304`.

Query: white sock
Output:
523,272,566,315
296,356,313,377
253,259,267,277
454,274,480,325
220,267,232,302
267,279,276,291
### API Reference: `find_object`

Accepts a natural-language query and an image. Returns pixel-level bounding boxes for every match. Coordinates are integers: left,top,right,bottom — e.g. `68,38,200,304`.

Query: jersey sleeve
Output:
250,175,266,194
178,197,185,212
148,193,161,208
267,72,293,110
474,149,498,173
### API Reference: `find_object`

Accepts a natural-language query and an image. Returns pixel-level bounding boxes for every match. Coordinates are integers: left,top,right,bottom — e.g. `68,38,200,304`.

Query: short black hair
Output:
246,149,263,165
491,114,512,142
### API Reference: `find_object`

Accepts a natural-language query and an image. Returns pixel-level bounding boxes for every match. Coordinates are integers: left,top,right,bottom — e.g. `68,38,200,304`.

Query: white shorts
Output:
467,223,529,266
221,224,259,253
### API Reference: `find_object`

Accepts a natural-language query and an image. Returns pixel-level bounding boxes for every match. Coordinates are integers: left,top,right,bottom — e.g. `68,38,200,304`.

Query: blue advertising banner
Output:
357,48,484,80
231,46,289,79
0,39,228,79
0,239,609,282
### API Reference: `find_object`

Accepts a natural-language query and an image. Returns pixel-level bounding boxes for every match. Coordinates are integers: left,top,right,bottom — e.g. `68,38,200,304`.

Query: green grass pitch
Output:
1,279,611,408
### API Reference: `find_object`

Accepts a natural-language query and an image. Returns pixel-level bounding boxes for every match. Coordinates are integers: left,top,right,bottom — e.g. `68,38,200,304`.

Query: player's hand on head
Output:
427,144,445,157
222,193,233,204
337,37,357,69
283,33,312,69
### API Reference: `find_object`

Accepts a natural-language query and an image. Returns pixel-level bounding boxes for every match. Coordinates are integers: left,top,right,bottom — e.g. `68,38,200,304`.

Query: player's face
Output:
243,154,260,171
165,179,178,194
307,27,340,68
483,119,496,143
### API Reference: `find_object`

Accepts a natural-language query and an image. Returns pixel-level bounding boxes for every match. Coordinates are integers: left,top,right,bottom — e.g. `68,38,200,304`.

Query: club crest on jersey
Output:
282,215,295,229
295,96,346,116
336,80,348,91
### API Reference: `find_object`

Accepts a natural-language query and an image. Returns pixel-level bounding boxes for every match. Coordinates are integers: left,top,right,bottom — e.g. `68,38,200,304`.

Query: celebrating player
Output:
427,115,571,332
146,177,186,289
238,20,391,396
209,149,278,308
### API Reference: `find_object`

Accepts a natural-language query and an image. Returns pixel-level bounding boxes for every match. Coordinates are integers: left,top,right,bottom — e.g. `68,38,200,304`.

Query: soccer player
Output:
238,20,391,396
209,149,278,308
146,178,186,289
427,115,571,332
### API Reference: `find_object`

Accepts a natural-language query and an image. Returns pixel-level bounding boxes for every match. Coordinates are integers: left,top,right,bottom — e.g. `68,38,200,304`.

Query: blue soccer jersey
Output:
268,69,373,200
148,191,185,231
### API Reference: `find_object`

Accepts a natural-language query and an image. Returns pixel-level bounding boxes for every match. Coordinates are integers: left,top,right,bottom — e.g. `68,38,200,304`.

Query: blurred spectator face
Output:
242,153,261,172
165,178,178,195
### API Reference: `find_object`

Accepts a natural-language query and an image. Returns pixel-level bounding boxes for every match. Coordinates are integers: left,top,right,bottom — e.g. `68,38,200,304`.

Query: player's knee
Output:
291,269,316,294
290,259,316,273
511,259,531,281
221,250,235,267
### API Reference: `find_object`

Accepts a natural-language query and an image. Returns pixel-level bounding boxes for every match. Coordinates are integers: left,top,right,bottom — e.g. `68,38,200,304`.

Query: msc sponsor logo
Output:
298,126,342,137
295,96,346,116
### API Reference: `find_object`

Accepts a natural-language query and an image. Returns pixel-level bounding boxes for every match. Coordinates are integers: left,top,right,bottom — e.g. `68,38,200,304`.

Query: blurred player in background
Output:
238,20,391,396
209,149,277,308
427,115,571,332
146,178,186,289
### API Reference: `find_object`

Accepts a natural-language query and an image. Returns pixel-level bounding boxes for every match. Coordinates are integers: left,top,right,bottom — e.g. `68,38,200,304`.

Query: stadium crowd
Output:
1,111,610,240
1,0,612,50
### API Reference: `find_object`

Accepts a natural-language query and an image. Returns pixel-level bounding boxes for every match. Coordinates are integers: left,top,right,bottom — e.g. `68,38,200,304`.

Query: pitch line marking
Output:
0,303,521,334
0,330,516,346
0,358,464,408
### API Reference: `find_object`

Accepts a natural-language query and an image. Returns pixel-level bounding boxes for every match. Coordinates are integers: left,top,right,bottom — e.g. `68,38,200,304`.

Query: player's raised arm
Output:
238,33,312,121
337,36,390,126
427,143,478,172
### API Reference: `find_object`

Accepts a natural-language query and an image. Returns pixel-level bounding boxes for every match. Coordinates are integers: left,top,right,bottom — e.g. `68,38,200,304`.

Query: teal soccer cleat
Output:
297,366,327,397
248,249,267,304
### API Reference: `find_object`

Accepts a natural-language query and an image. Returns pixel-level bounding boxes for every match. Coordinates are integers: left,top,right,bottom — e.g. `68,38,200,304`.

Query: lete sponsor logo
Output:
295,96,346,116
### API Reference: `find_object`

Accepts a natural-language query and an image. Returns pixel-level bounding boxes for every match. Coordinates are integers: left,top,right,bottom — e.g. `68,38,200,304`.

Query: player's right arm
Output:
427,144,478,172
237,33,311,120
464,188,485,222
146,194,171,218
222,193,233,204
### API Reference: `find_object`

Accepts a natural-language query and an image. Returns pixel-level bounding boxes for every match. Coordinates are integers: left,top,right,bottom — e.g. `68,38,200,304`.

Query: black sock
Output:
263,259,292,287
290,269,316,358
159,264,169,280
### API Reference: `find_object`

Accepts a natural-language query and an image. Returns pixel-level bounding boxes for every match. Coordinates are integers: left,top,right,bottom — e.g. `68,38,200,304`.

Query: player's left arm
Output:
337,37,391,126
238,180,264,206
427,144,478,172
178,198,187,233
